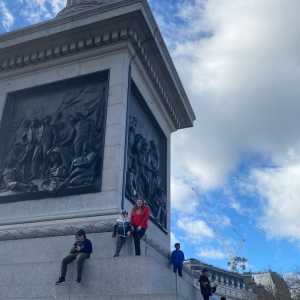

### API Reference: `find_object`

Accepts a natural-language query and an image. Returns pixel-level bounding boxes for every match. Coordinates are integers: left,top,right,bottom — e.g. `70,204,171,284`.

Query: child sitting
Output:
112,210,132,257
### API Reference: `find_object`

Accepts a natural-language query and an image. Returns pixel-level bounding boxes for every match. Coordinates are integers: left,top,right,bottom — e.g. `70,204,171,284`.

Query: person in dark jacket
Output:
199,268,212,300
112,210,132,257
56,229,93,284
170,243,185,277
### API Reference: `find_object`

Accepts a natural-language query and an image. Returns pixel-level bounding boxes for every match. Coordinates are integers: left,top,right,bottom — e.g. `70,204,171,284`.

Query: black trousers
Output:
173,264,183,277
60,253,89,279
202,294,210,300
115,236,126,256
132,227,146,255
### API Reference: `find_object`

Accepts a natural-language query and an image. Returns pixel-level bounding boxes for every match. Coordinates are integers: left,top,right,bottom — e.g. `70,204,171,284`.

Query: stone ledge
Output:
1,255,201,300
0,218,169,259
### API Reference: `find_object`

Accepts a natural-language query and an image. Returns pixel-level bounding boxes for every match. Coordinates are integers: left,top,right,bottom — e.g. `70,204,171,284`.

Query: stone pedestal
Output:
0,0,197,299
0,233,201,300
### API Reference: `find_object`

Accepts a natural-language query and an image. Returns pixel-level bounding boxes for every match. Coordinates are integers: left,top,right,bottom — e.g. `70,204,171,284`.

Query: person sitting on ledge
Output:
130,198,150,256
170,243,185,277
112,209,132,257
56,229,93,284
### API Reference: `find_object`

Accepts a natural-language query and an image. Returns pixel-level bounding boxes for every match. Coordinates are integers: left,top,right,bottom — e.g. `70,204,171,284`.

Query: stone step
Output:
1,255,201,300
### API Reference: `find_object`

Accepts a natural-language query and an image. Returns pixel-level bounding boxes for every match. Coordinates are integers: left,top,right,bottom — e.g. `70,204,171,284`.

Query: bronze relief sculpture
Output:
125,83,167,230
0,72,108,201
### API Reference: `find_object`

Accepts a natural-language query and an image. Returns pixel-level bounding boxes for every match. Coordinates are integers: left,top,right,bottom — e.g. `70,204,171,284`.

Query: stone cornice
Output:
0,0,195,129
0,27,128,72
0,26,182,129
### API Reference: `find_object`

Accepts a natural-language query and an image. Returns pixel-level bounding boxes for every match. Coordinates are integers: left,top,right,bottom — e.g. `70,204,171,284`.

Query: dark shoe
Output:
55,277,65,285
76,277,81,283
113,254,119,257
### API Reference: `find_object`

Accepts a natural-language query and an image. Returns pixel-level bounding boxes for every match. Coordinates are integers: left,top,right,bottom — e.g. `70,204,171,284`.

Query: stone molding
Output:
0,216,169,256
0,218,115,241
0,27,180,129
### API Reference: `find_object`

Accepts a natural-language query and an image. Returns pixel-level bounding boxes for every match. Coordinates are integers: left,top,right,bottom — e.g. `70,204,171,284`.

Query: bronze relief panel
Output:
125,82,167,231
0,71,109,202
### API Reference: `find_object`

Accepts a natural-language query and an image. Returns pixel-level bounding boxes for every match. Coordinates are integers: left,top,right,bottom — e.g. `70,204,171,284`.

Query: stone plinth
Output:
0,233,201,300
0,0,196,299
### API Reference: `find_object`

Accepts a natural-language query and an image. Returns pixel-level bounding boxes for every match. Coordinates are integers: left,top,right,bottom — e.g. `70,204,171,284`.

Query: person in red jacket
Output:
130,198,150,255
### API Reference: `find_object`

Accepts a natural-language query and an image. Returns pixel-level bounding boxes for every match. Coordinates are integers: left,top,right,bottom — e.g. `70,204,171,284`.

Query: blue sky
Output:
1,0,300,274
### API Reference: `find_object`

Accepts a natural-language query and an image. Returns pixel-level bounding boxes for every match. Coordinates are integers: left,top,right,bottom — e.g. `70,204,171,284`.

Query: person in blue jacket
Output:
170,243,185,277
56,229,93,284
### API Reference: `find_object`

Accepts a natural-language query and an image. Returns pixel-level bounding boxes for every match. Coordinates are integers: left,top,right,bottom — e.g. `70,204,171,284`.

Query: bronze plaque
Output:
0,71,109,202
125,82,167,230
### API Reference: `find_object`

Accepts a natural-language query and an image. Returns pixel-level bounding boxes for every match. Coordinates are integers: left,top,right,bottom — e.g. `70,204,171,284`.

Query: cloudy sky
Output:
1,0,300,273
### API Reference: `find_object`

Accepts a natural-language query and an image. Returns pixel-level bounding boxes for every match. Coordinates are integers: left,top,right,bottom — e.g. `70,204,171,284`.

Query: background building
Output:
185,259,257,300
251,272,292,300
285,273,300,300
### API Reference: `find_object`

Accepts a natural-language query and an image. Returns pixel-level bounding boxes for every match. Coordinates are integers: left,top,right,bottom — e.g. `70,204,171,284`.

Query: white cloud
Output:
154,0,300,244
177,217,215,242
218,215,231,227
198,248,226,260
0,1,14,30
167,0,300,192
229,198,243,214
171,176,199,213
170,232,180,248
19,0,66,23
250,163,300,241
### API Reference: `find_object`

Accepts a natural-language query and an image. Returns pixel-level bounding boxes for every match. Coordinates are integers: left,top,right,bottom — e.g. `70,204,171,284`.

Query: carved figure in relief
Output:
147,140,159,199
125,117,138,199
40,115,55,175
53,113,76,148
74,112,91,158
31,118,44,179
0,80,107,196
125,116,167,228
138,137,150,199
60,148,97,189
2,155,37,193
19,120,35,180
41,147,66,192
52,113,76,172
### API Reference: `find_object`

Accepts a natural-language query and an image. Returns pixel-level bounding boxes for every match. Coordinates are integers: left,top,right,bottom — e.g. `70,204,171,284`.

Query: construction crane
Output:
228,256,247,272
220,227,248,273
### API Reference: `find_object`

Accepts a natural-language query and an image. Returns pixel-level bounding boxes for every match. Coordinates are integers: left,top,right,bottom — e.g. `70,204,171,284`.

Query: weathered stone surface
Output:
0,233,201,300
251,272,292,300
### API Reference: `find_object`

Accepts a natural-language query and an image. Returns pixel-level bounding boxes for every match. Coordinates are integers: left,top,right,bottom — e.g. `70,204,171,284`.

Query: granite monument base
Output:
0,233,201,300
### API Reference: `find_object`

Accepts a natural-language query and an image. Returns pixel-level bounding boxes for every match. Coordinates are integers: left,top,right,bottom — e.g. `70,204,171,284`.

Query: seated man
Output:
56,229,93,284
